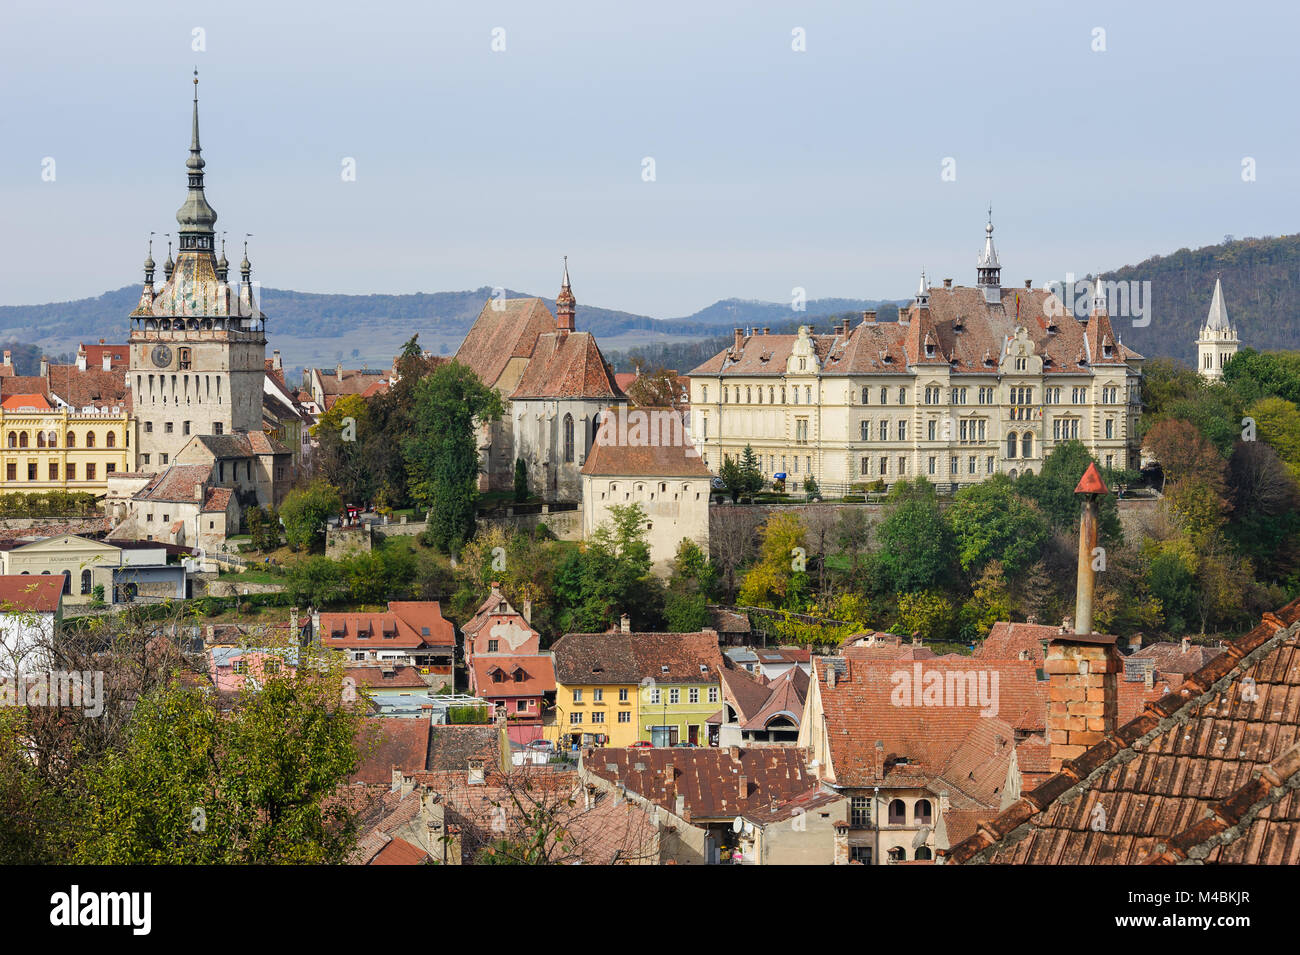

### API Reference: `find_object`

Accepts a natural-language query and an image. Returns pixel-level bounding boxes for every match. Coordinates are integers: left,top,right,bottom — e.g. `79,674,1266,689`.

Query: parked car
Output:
628,741,655,748
525,739,554,752
671,741,698,748
710,477,726,490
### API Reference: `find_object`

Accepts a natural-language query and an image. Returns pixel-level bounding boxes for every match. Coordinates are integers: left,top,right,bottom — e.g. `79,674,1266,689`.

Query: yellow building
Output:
0,395,135,495
550,628,725,749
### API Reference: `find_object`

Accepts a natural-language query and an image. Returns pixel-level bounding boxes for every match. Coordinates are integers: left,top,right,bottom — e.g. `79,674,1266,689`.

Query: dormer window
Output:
925,343,935,357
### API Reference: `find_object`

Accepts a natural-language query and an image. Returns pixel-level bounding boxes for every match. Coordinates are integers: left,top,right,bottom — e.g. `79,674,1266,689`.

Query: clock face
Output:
151,344,173,368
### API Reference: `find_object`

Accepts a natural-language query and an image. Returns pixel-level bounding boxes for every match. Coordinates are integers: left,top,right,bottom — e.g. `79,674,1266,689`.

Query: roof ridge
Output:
941,605,1300,864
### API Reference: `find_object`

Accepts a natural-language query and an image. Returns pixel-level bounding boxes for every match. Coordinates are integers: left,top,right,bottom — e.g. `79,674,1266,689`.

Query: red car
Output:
628,741,655,748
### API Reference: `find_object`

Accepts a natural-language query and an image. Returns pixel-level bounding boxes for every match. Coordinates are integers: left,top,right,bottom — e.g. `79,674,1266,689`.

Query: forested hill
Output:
1108,234,1300,364
0,284,884,353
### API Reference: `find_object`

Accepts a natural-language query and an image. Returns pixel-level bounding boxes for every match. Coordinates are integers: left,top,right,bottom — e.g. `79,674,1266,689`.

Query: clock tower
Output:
128,73,268,471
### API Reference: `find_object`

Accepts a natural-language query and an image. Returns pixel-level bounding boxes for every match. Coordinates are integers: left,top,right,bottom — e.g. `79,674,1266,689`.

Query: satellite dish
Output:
732,816,744,833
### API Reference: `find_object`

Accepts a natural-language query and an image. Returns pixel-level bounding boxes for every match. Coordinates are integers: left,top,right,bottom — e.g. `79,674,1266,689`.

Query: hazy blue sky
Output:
2,0,1297,317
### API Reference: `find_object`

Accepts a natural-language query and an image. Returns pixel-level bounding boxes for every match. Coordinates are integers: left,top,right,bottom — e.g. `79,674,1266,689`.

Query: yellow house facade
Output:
0,402,135,495
550,629,726,749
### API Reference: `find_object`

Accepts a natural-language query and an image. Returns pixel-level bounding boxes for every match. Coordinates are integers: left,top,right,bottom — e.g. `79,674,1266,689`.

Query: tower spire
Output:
977,206,1001,293
176,69,217,253
556,255,575,332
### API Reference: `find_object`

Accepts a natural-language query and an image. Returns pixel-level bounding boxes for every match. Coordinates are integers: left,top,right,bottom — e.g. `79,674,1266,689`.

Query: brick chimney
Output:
733,328,744,353
1181,636,1191,654
335,363,343,382
943,278,953,289
272,349,282,371
39,356,49,378
102,352,112,371
76,346,87,371
1046,463,1121,773
2,350,10,368
522,599,532,624
863,309,877,323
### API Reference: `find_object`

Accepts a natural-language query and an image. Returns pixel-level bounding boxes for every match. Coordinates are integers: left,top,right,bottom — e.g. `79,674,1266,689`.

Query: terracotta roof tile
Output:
471,655,556,697
553,631,724,686
581,417,710,477
0,574,64,613
943,599,1300,865
454,297,557,390
509,331,624,401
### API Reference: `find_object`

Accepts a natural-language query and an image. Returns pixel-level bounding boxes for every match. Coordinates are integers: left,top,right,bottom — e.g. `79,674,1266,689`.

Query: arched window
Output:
887,847,907,862
563,414,574,463
5,433,13,448
914,846,932,861
80,570,92,595
61,570,72,595
888,799,906,825
47,431,57,446
915,799,933,825
1021,432,1033,458
66,431,75,448
86,431,95,448
1006,432,1017,459
106,431,116,448
861,387,870,404
36,432,46,448
18,432,28,448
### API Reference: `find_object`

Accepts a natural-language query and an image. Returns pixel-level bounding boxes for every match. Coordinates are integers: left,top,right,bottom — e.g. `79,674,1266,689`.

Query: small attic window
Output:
925,343,935,357
661,665,669,673
1103,343,1114,357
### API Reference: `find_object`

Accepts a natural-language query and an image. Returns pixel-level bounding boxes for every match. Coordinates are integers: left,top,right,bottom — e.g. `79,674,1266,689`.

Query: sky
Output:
2,0,1298,318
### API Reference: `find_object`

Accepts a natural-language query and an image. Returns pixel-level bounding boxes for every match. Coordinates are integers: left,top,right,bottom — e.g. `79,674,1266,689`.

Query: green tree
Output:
946,475,1049,576
75,671,363,864
312,393,372,505
404,361,504,554
514,458,529,503
1016,441,1122,542
285,554,347,607
875,478,953,592
737,513,809,610
280,480,343,552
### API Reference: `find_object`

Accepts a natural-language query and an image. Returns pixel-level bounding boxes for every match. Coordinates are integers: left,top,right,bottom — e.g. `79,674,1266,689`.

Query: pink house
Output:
462,584,553,743
208,647,298,695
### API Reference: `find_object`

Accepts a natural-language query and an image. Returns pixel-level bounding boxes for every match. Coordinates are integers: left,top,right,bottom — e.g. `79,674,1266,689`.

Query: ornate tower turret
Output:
556,256,575,332
977,206,1001,302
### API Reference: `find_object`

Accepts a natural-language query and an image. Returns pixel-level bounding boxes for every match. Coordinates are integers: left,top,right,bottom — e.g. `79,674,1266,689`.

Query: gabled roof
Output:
509,331,624,401
0,575,64,613
552,631,724,686
741,665,808,731
351,718,432,785
425,724,501,773
811,657,1047,789
46,363,130,411
943,598,1300,865
133,464,211,503
319,601,454,651
580,420,711,478
454,297,556,390
471,654,556,697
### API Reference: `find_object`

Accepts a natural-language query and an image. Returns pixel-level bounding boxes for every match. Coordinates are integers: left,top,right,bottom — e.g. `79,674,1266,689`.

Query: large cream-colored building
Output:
688,218,1144,489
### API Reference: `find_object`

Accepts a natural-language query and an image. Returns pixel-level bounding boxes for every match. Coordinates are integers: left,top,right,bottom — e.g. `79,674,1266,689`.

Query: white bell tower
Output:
1196,278,1238,381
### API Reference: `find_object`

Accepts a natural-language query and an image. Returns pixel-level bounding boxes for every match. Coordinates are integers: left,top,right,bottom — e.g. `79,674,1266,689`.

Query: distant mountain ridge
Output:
4,234,1298,367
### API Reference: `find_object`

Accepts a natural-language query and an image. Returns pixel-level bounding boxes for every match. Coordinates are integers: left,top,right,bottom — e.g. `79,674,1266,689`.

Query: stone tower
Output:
128,72,267,470
1196,277,1238,381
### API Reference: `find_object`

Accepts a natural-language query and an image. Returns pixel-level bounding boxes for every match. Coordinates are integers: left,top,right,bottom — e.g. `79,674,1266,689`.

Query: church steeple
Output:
175,70,218,253
556,256,575,332
1197,277,1239,380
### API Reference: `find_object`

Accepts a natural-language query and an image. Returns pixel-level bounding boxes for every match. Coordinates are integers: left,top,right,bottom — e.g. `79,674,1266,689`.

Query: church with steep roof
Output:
454,260,626,501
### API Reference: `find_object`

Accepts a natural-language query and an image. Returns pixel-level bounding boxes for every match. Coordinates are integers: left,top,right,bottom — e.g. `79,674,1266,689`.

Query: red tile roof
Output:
0,575,64,613
581,416,711,478
82,343,129,370
319,601,454,651
0,393,52,410
454,297,557,390
345,664,429,689
812,657,1046,789
509,331,624,401
943,598,1300,865
584,746,815,822
471,655,556,697
369,835,431,865
689,286,1141,379
134,464,211,504
351,718,432,785
553,631,724,686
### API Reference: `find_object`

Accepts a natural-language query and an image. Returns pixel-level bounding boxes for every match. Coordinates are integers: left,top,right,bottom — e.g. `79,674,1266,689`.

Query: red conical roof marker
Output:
1074,461,1109,495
